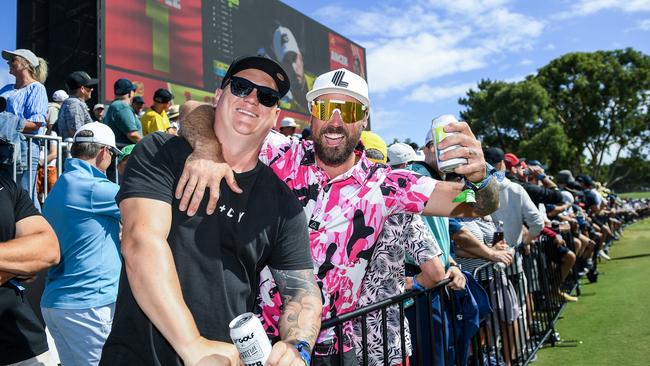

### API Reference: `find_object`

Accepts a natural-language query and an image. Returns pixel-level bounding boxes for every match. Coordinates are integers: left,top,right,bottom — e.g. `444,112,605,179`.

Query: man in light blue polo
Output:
41,122,122,365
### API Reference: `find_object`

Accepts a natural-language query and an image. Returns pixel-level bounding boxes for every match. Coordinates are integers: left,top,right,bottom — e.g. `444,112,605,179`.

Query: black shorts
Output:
550,245,571,263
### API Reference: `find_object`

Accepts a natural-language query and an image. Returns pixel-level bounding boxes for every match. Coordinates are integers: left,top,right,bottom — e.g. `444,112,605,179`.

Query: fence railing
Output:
319,234,576,366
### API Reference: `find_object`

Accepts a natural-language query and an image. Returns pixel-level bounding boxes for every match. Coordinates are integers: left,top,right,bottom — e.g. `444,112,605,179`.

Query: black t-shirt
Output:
100,133,313,365
0,176,49,364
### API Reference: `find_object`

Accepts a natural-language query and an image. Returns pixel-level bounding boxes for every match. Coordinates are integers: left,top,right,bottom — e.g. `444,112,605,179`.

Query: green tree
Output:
459,78,554,153
518,123,576,173
536,48,650,181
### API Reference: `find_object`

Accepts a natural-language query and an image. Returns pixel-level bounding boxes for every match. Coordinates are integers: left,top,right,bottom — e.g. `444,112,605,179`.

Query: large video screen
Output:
102,0,367,127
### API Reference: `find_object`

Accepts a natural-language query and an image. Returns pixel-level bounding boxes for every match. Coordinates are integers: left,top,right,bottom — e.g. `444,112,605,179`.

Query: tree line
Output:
457,48,650,192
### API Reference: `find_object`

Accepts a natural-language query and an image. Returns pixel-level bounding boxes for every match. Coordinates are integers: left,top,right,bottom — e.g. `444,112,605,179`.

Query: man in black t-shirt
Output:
100,56,321,366
0,176,60,365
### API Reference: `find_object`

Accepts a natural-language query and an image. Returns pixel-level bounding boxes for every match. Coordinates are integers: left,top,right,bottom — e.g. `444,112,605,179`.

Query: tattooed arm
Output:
266,268,322,365
422,172,500,218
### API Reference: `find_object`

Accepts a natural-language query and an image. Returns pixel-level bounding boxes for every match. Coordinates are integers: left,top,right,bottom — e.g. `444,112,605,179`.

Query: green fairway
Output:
535,218,650,365
619,191,650,199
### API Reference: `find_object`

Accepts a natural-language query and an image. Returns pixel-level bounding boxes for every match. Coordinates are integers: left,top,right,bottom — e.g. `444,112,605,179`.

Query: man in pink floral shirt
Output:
177,68,499,364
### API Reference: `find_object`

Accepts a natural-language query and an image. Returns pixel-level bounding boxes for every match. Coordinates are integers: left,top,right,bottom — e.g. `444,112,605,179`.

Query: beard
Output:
314,124,362,166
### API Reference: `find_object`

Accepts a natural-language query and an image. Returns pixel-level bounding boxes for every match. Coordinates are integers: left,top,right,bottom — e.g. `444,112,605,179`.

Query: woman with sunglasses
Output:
0,48,49,208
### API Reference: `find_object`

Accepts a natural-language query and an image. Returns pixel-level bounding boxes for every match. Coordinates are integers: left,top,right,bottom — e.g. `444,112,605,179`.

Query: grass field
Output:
619,191,650,199
535,218,650,365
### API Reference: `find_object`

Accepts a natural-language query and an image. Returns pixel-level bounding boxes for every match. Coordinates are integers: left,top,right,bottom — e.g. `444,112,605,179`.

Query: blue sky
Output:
1,0,648,149
281,0,650,147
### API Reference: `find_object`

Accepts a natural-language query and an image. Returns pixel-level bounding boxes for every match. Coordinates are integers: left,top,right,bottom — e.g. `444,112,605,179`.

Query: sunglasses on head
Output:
309,99,367,124
226,76,280,107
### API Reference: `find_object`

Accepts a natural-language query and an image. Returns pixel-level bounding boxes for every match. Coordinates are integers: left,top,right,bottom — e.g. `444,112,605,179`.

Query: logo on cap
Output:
331,70,349,88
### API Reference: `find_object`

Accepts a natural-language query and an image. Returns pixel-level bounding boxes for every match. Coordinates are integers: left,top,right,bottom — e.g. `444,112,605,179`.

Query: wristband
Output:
293,340,311,366
449,263,462,271
453,164,495,204
412,275,426,292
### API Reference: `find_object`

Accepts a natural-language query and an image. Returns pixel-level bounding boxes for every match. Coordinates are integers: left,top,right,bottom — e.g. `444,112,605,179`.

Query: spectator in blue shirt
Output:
41,122,122,365
0,48,49,209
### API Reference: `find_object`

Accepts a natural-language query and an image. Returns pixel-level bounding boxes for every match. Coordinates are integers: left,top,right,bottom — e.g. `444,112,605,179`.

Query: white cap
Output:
387,143,416,166
92,103,105,111
273,26,301,62
52,90,69,102
424,129,434,146
2,49,38,67
73,122,121,154
306,68,370,107
280,117,297,128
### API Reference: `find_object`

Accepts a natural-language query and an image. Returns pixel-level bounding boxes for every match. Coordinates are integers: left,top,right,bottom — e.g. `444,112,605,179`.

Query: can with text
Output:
229,312,272,366
432,114,468,173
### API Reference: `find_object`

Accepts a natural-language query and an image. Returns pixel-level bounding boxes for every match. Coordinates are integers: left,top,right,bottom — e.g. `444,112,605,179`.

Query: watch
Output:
293,340,312,366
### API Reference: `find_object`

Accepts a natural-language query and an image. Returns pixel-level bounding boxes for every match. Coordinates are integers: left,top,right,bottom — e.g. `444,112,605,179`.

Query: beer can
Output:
431,114,468,173
229,312,272,366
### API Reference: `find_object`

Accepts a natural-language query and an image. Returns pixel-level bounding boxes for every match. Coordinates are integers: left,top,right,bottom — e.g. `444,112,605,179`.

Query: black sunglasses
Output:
226,76,280,107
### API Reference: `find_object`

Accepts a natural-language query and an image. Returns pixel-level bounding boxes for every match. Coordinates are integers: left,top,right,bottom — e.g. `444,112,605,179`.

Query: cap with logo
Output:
360,131,387,164
306,68,370,107
66,71,99,91
484,147,505,165
52,90,69,102
114,78,137,96
273,26,301,62
280,117,297,128
387,143,416,166
73,122,121,155
2,49,38,67
153,88,174,103
221,55,290,98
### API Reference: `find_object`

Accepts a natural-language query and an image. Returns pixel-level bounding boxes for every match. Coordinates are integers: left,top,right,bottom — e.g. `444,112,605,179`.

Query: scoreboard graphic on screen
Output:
102,0,367,126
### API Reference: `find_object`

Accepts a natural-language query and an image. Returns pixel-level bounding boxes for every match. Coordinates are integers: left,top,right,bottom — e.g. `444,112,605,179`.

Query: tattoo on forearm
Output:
474,178,499,216
270,268,322,347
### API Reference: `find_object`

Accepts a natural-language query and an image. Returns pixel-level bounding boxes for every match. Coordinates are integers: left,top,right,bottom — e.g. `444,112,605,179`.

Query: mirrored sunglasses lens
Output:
311,101,364,123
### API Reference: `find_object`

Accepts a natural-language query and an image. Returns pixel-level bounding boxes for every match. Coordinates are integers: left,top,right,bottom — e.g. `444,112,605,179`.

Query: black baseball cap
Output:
66,71,99,91
132,96,145,104
153,88,173,103
114,78,136,96
220,56,290,98
484,147,505,165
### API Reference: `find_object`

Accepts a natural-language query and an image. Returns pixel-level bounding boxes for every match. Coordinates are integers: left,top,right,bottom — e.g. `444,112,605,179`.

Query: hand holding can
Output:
431,115,487,182
229,313,272,366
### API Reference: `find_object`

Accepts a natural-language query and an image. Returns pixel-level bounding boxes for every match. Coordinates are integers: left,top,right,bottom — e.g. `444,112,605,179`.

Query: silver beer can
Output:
229,312,272,366
431,114,468,173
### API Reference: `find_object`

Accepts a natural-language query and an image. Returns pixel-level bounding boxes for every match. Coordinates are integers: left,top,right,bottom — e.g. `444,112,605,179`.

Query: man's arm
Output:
125,130,142,143
419,121,499,218
268,268,321,359
452,228,513,265
514,186,544,239
119,198,239,366
421,178,499,218
176,102,241,216
0,215,59,277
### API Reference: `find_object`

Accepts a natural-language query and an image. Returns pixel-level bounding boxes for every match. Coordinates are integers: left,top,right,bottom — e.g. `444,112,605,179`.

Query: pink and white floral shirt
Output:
256,132,438,355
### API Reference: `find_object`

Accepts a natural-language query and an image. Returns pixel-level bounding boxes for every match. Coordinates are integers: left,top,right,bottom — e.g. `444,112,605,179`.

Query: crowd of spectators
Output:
0,47,648,366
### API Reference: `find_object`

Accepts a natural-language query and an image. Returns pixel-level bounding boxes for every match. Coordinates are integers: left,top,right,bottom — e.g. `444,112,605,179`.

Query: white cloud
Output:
520,58,533,66
545,43,556,50
315,1,544,95
555,0,650,20
404,82,477,103
639,18,650,30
